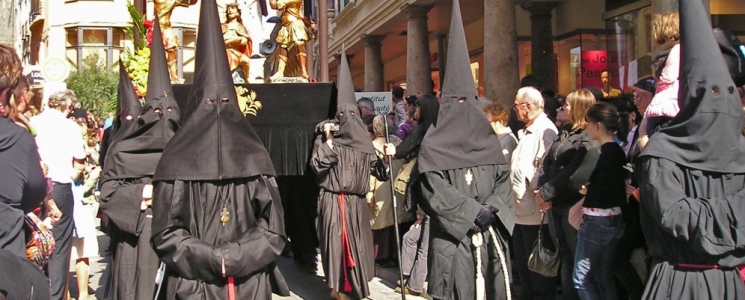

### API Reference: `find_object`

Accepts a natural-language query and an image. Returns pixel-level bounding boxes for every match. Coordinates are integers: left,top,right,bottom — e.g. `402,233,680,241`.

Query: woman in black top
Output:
536,89,597,300
569,102,629,300
0,45,47,259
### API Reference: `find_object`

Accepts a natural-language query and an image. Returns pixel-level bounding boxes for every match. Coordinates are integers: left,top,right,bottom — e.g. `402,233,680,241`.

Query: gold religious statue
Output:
269,0,313,80
154,0,196,83
222,3,252,82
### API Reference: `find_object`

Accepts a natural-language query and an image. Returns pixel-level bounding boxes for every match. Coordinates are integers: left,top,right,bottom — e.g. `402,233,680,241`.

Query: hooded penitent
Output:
308,47,380,298
638,1,745,299
640,0,745,173
417,0,506,173
102,19,178,181
331,50,375,154
153,0,274,181
414,1,514,300
150,0,288,298
109,61,142,146
99,18,179,300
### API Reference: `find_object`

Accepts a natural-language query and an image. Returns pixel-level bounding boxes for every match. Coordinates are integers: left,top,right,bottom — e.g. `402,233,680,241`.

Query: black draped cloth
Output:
151,177,289,299
0,249,50,299
638,157,745,299
99,178,159,300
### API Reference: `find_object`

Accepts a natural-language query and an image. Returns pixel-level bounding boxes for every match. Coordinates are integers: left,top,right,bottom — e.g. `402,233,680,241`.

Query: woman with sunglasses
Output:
535,89,598,300
6,76,35,134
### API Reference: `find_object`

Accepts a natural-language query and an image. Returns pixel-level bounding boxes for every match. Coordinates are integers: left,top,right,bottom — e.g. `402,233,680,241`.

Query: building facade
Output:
317,0,745,100
13,0,276,85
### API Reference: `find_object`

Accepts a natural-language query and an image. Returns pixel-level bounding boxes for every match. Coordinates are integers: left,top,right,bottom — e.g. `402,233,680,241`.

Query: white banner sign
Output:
355,92,392,115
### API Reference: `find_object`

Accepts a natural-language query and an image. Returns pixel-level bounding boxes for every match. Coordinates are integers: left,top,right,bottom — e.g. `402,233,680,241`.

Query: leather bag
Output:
527,213,560,277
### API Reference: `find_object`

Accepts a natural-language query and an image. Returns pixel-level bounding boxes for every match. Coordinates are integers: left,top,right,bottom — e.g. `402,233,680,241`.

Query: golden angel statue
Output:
222,3,253,82
154,0,197,83
269,0,314,80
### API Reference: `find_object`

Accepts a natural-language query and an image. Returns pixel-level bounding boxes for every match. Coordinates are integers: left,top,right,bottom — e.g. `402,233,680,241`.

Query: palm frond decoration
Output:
235,86,263,116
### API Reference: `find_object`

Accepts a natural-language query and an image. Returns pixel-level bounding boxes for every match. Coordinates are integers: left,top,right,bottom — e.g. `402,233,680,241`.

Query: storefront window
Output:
66,27,126,71
605,6,653,92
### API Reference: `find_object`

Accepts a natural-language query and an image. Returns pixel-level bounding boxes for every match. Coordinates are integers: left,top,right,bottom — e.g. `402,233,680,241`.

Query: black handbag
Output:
527,213,560,277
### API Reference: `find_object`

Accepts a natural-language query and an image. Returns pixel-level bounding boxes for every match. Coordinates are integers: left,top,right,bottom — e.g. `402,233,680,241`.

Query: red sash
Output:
338,192,355,293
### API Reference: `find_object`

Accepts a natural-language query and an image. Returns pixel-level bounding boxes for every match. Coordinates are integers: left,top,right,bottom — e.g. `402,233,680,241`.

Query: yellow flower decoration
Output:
235,86,263,116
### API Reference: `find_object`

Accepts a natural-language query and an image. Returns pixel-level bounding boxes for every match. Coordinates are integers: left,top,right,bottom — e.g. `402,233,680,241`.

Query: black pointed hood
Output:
103,18,181,181
110,61,142,145
331,49,375,154
417,0,506,173
154,0,275,181
640,0,745,173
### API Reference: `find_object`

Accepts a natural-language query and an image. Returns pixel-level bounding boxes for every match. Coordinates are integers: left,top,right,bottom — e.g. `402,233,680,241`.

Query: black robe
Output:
638,156,745,300
310,137,386,299
151,176,289,299
419,165,514,300
99,178,159,300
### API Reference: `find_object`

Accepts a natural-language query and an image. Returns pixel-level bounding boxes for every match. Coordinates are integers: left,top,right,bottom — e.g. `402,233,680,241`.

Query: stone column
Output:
404,4,433,95
484,0,519,105
317,0,330,82
437,34,446,89
363,34,385,92
522,1,559,92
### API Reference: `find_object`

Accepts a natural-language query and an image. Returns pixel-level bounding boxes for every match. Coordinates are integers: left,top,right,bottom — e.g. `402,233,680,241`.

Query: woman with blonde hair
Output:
535,89,598,300
367,115,408,266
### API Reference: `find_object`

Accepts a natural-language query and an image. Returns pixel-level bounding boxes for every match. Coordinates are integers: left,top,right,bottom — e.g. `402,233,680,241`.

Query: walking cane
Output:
153,262,166,300
382,114,407,300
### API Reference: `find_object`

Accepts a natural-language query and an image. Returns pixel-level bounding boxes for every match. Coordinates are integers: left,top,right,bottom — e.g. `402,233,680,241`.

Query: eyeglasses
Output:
513,102,528,108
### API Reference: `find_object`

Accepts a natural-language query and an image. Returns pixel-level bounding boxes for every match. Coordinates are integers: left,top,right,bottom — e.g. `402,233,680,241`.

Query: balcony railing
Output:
31,0,42,17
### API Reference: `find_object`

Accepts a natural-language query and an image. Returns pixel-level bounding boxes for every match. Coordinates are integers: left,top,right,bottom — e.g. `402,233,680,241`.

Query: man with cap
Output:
638,0,745,299
416,0,514,299
99,18,178,300
311,50,393,300
150,0,289,298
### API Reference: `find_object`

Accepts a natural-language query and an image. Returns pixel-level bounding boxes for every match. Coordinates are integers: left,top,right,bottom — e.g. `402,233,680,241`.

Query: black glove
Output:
489,205,499,215
467,224,481,235
474,205,497,230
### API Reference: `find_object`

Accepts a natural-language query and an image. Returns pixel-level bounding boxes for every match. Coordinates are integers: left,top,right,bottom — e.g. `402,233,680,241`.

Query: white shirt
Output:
31,109,86,184
510,113,558,225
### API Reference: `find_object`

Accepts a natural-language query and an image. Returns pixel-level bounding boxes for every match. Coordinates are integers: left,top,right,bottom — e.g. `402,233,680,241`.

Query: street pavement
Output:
68,226,428,300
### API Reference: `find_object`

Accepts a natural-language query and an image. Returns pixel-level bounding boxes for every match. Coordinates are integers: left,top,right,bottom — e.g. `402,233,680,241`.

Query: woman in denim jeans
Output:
569,102,629,300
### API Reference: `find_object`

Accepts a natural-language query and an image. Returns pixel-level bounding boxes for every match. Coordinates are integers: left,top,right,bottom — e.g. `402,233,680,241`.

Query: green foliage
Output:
66,53,119,118
124,1,147,50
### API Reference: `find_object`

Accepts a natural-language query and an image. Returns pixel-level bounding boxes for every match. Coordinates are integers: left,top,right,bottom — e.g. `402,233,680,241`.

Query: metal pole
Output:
317,0,329,82
382,114,406,300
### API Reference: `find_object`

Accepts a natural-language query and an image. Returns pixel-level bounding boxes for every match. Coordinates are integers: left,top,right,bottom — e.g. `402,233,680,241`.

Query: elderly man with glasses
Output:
510,86,559,300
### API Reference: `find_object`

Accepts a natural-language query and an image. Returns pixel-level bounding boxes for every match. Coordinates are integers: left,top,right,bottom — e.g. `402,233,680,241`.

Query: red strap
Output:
338,192,355,293
227,277,235,300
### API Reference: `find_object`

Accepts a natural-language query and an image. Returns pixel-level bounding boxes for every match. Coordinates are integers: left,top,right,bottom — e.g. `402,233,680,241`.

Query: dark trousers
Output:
45,183,74,300
613,202,645,300
400,216,430,293
573,215,624,300
514,223,557,300
549,207,580,300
